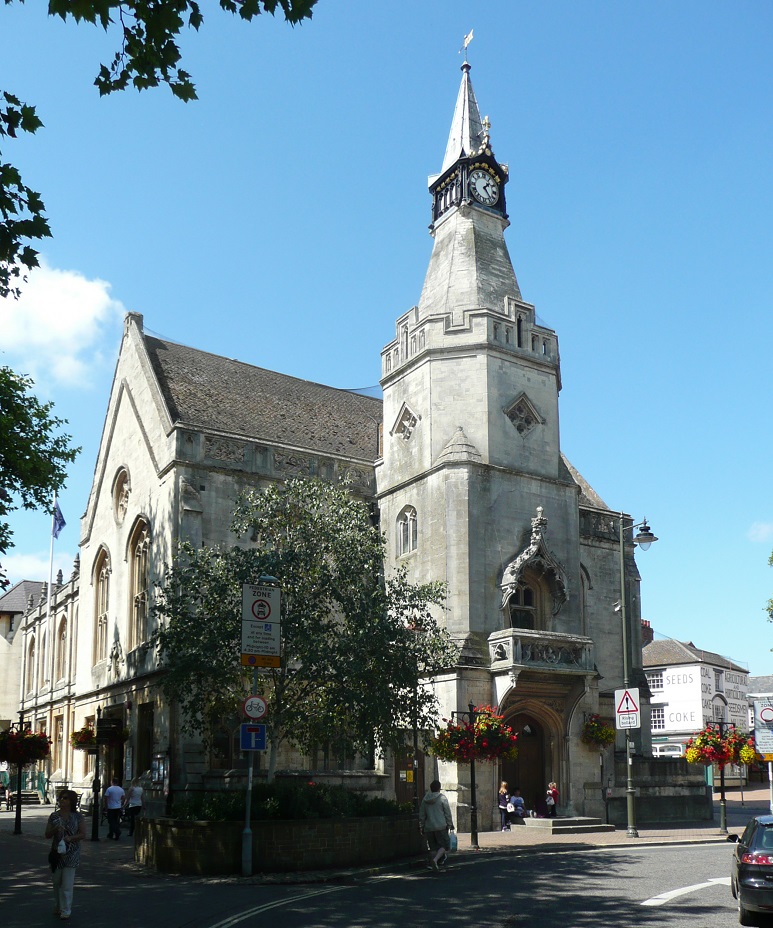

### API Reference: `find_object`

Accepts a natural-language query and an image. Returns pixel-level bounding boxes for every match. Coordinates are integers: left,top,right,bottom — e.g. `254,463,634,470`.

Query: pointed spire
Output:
440,62,485,175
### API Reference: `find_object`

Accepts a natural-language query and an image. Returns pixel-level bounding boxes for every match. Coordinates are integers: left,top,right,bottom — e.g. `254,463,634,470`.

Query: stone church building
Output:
10,63,692,828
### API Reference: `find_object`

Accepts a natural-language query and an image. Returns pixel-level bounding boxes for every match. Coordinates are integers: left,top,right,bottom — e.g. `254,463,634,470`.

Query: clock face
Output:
469,169,499,206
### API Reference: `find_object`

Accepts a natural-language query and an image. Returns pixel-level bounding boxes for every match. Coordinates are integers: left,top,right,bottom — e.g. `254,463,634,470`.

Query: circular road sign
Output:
242,696,268,721
251,599,272,620
760,706,773,723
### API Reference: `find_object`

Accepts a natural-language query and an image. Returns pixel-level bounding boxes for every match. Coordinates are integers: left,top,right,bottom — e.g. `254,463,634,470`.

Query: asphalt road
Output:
0,829,753,928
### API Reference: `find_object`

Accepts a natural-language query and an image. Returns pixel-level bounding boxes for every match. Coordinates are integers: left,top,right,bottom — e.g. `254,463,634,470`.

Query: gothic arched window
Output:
129,519,151,648
26,637,36,694
55,616,67,682
93,549,110,664
397,506,418,556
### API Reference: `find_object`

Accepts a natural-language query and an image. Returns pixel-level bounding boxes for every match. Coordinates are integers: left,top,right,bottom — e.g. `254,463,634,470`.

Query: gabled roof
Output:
561,455,608,510
643,638,747,674
143,335,383,462
441,61,485,175
0,580,44,615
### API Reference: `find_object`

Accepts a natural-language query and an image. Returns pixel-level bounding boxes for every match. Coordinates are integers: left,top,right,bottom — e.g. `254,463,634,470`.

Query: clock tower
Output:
377,61,602,825
429,61,509,226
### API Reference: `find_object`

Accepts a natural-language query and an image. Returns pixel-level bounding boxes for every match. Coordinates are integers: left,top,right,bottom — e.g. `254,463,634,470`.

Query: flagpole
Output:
45,493,56,685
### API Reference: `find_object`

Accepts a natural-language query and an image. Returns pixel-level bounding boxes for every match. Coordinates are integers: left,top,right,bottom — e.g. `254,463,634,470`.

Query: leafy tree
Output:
0,366,80,588
153,478,458,781
1,0,319,298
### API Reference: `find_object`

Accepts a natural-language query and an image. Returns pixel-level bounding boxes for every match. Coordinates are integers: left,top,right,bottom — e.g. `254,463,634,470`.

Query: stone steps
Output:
520,816,615,835
9,790,43,806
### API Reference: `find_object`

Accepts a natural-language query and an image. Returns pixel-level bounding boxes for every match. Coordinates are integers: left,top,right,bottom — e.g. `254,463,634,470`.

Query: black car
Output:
730,814,773,924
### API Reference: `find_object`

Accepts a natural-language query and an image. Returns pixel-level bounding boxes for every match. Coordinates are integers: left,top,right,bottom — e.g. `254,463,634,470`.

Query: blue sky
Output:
2,2,772,674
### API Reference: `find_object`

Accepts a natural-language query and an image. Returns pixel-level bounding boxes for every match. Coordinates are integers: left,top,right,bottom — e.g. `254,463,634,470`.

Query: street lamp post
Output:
617,513,658,839
11,714,29,835
451,702,479,850
715,720,734,835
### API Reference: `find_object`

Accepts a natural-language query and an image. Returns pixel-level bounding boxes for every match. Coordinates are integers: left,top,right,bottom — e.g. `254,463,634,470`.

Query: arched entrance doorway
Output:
501,713,545,813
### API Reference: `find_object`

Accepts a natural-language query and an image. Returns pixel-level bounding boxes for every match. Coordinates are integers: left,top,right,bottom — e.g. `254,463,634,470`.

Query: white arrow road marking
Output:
641,877,730,906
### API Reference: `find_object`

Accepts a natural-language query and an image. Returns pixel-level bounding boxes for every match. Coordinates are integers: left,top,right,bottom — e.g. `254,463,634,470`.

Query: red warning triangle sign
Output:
616,689,639,714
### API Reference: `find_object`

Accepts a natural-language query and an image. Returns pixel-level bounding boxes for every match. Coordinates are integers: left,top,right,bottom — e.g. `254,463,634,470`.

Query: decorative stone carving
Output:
274,452,313,476
114,469,131,523
204,436,245,464
504,392,544,437
391,402,420,442
180,477,203,512
500,507,568,616
341,465,372,490
488,628,593,674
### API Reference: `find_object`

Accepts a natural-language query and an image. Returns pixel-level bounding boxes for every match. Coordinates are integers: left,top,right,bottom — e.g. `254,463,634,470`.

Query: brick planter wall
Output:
135,814,424,875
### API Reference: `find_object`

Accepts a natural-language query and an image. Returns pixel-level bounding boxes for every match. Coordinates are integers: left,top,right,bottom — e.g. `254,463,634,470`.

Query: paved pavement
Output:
1,783,771,891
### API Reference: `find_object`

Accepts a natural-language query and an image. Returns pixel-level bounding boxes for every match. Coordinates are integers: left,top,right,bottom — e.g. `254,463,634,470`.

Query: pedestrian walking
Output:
419,779,454,871
546,781,559,818
498,781,510,831
102,777,125,839
45,789,87,920
125,777,146,836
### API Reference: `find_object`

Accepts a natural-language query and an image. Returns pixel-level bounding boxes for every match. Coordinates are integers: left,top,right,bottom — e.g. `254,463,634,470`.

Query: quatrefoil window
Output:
505,394,543,437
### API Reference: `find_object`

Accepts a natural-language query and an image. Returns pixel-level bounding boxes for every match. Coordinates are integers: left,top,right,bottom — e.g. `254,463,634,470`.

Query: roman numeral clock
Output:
430,116,509,226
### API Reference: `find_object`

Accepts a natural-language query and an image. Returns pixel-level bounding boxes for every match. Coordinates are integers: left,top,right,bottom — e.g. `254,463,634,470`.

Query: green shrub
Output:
171,781,407,822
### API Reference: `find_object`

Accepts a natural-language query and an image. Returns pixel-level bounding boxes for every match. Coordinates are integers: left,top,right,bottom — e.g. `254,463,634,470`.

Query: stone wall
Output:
135,814,424,875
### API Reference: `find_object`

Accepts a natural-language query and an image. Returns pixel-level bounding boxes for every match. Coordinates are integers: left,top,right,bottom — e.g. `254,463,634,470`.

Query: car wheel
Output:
731,877,737,900
738,895,757,926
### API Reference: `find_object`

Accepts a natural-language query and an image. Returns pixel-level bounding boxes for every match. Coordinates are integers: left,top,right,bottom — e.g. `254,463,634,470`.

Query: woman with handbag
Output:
45,789,87,920
546,781,559,818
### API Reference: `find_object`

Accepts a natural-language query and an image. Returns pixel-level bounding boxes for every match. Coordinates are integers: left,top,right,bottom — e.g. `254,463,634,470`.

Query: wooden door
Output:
501,714,545,813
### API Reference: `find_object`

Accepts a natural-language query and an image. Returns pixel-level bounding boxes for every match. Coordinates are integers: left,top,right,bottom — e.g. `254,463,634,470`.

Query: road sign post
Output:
753,700,773,814
241,578,280,878
614,688,641,731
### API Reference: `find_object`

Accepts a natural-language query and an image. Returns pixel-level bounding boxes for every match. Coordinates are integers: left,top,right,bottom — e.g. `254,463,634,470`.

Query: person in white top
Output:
125,777,146,836
102,778,125,840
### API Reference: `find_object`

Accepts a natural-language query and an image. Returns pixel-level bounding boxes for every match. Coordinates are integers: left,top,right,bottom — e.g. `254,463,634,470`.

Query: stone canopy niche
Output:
500,507,568,621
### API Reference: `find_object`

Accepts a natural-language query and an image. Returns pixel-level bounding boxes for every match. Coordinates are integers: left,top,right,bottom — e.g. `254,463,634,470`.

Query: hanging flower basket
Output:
0,728,51,766
70,726,97,751
429,705,518,763
684,725,756,767
581,714,616,748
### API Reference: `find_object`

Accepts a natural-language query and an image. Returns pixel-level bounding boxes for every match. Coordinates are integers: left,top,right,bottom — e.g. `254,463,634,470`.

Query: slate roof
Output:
643,638,747,674
141,332,608,506
143,335,383,462
560,455,608,510
0,580,44,615
749,675,773,696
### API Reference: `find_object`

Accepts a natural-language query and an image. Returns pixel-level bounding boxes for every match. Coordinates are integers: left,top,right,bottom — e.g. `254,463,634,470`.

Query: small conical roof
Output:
440,62,484,174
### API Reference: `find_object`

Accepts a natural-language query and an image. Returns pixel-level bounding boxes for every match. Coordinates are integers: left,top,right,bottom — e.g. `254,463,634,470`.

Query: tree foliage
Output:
153,478,458,780
0,366,80,588
0,92,51,299
1,0,318,297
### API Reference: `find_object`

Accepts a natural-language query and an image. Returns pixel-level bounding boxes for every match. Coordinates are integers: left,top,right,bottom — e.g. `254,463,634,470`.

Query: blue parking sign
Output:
240,723,267,751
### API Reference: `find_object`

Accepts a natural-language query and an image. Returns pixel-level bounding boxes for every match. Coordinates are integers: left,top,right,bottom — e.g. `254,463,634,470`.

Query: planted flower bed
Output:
135,780,423,875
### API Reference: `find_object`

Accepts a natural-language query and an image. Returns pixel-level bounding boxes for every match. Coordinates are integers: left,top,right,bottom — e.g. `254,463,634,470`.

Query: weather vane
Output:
460,29,474,62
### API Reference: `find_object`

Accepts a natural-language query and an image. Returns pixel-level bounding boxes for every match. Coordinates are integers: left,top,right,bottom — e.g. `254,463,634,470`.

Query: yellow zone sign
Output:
241,654,281,668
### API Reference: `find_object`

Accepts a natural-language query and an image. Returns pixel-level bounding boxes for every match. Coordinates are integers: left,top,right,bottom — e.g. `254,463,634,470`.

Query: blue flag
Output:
52,500,66,539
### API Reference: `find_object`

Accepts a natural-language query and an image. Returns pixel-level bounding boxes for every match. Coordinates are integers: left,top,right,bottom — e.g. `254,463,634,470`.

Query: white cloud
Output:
748,522,773,544
0,258,125,388
3,550,78,587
